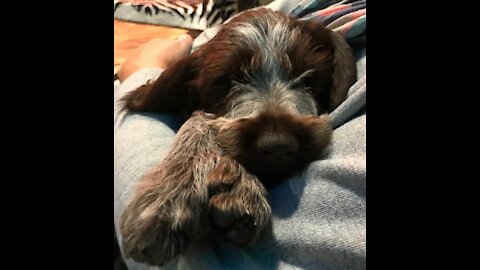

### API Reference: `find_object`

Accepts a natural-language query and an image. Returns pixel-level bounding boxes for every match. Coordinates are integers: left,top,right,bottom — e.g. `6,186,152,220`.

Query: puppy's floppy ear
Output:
122,51,203,118
296,18,356,111
328,31,357,111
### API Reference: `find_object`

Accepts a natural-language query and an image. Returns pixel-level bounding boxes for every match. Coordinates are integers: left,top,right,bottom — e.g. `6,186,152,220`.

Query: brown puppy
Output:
120,8,356,267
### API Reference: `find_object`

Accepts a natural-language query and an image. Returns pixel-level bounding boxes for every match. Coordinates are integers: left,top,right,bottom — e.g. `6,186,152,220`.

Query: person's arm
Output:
114,34,194,129
114,35,195,270
116,34,193,83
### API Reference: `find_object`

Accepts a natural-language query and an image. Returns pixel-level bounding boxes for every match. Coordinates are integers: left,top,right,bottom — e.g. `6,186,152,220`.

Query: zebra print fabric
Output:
114,0,246,30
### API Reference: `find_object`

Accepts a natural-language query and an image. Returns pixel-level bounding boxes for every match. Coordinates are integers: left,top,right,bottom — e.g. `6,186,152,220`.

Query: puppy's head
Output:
127,8,356,185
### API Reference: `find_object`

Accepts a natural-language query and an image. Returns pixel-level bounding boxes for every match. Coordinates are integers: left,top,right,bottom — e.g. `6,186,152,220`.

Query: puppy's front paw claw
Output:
207,159,271,245
209,195,259,244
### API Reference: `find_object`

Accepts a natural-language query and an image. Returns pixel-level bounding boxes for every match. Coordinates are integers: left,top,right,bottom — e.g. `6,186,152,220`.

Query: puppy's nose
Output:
256,133,298,162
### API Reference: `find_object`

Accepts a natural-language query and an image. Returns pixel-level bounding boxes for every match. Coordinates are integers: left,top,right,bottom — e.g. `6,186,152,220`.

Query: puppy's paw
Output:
207,158,271,245
121,210,191,266
120,171,205,266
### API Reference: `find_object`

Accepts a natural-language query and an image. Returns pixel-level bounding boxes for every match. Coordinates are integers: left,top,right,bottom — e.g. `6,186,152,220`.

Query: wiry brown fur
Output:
120,112,271,266
120,8,356,267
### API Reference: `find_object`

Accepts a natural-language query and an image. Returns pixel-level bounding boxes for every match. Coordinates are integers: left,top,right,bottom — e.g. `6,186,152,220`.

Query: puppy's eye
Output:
291,80,307,89
290,78,312,90
208,182,234,197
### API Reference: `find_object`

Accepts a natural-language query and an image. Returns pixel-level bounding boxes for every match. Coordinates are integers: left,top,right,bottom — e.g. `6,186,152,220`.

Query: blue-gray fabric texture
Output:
114,2,366,269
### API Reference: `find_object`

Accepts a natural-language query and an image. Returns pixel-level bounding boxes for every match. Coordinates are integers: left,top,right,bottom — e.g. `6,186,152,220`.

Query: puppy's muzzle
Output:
216,107,332,186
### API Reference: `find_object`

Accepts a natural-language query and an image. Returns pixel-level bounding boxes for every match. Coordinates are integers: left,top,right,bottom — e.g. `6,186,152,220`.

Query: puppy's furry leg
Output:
120,112,221,267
